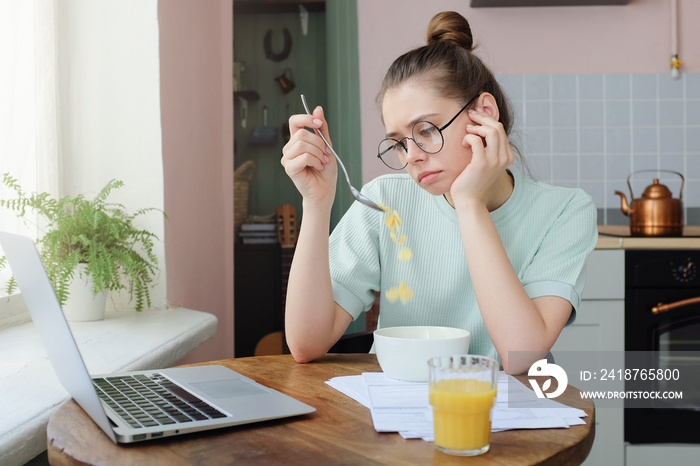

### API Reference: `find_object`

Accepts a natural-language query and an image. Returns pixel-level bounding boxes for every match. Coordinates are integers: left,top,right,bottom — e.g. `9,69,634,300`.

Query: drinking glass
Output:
428,355,498,456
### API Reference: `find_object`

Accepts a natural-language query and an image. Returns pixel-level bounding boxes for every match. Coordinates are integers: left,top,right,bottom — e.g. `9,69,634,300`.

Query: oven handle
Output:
652,297,700,314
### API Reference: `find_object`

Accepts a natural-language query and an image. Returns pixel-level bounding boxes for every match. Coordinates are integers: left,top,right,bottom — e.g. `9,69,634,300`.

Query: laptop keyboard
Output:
93,373,227,429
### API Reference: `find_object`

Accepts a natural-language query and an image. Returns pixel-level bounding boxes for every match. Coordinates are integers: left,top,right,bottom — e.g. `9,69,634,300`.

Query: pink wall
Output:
358,0,700,182
158,0,235,363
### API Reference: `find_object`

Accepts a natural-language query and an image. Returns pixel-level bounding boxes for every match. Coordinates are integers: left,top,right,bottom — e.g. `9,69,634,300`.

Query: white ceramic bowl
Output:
373,326,470,382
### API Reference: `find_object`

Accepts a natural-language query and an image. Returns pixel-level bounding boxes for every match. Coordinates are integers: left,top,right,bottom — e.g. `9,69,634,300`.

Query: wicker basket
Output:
234,161,255,237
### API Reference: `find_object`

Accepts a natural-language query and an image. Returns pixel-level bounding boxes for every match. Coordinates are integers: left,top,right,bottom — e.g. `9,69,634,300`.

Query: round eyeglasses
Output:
377,94,480,170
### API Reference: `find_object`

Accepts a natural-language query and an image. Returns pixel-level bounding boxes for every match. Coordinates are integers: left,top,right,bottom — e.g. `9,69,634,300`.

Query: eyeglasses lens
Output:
377,139,406,170
377,122,444,170
413,121,443,152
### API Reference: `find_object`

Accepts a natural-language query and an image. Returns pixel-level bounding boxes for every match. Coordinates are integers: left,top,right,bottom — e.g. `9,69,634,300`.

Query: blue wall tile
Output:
607,155,632,179
686,127,700,149
659,100,684,126
524,101,551,127
606,127,631,153
685,152,700,174
580,155,605,180
498,73,700,212
579,127,605,153
632,127,658,153
631,74,657,100
686,180,700,205
497,74,523,101
552,75,576,100
553,128,577,154
552,101,577,127
552,155,578,180
633,154,658,171
525,75,550,100
606,101,631,126
578,101,604,127
661,154,685,174
528,155,551,180
524,127,551,154
605,74,630,100
686,74,700,99
658,73,684,99
632,100,658,126
578,75,603,100
659,127,684,153
686,100,700,125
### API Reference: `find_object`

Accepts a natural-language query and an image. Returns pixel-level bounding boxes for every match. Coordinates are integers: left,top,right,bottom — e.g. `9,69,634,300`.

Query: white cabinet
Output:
552,249,625,466
626,445,700,466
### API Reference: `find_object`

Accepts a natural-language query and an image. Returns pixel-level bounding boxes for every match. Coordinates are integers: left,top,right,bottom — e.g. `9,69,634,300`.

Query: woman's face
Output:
381,83,474,196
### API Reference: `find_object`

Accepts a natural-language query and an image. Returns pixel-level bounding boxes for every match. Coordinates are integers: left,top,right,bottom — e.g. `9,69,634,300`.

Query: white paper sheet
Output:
325,371,587,440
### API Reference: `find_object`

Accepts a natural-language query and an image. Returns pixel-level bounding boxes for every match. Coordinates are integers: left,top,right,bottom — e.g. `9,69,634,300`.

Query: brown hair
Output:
377,11,524,166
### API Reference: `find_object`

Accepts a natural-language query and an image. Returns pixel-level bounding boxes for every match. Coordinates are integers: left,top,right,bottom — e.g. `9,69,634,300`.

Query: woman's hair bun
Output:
426,11,473,51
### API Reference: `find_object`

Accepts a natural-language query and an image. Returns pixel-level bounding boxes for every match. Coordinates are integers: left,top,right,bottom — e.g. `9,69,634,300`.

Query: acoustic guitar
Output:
253,204,298,355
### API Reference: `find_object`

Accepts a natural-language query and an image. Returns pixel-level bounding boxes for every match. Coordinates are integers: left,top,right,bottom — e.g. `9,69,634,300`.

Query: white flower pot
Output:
62,264,107,322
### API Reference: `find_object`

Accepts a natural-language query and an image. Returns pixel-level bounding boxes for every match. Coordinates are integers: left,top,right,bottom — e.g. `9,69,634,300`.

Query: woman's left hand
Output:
450,107,514,206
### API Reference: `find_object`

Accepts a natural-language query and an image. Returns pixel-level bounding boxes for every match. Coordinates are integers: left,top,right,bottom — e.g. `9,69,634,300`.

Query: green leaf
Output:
1,174,165,311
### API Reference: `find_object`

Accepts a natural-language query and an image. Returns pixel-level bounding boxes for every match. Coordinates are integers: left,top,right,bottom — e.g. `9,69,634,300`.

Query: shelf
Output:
471,0,630,6
234,0,324,15
234,90,260,101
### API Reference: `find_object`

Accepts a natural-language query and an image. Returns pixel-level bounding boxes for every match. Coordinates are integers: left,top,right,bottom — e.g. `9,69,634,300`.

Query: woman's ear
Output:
477,92,500,121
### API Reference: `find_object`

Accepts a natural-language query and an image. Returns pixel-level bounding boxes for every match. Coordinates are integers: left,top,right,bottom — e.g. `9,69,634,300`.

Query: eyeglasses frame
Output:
377,93,481,170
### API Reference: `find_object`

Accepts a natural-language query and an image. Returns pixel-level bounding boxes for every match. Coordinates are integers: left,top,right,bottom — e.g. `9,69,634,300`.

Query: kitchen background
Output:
6,4,691,464
231,0,700,350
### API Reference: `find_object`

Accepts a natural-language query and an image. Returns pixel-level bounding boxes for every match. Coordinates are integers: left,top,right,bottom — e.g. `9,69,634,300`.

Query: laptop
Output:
0,231,315,443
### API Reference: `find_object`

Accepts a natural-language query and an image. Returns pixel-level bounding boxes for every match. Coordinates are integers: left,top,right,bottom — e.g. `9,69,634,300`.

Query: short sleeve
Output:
328,184,385,320
520,189,598,315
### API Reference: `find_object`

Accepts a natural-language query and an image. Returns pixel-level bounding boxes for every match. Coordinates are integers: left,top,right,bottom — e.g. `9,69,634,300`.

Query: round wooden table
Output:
47,354,594,465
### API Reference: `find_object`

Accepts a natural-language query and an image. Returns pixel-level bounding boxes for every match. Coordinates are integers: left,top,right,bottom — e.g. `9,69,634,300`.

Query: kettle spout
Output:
614,191,633,216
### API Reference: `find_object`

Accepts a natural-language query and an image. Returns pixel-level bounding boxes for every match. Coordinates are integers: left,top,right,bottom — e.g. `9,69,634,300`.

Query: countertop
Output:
596,225,700,249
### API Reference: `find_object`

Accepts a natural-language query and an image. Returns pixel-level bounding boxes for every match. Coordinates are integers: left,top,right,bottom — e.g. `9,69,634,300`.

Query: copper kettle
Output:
614,170,684,237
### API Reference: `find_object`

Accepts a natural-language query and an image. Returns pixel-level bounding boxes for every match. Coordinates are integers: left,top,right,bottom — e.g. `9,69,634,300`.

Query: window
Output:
0,0,61,300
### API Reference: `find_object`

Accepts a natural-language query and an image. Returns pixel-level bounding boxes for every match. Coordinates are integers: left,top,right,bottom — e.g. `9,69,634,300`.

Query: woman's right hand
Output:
281,106,338,209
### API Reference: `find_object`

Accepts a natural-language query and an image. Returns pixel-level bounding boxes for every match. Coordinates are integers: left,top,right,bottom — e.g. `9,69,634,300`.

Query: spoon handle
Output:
300,95,353,187
299,95,384,213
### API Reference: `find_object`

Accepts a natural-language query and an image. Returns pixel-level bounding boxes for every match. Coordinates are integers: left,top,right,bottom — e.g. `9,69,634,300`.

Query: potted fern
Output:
0,173,164,320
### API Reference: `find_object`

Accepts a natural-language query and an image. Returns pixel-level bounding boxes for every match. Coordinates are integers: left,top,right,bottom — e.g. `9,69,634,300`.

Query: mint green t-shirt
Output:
328,169,598,362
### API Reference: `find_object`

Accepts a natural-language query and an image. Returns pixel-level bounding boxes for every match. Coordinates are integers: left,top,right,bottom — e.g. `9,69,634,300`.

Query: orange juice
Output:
429,378,496,452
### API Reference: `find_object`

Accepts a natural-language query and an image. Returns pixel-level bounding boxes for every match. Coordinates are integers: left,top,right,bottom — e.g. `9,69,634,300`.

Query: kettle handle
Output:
626,169,684,200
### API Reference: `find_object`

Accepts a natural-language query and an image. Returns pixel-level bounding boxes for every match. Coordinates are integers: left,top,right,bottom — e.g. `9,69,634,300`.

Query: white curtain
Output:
0,0,61,298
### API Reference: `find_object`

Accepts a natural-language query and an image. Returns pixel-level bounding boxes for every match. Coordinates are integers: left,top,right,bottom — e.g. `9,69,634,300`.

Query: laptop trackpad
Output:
191,379,269,399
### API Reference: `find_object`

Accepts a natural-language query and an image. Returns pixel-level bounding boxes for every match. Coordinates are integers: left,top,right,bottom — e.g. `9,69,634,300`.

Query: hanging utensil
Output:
234,90,259,129
274,68,296,94
249,105,278,145
300,94,383,213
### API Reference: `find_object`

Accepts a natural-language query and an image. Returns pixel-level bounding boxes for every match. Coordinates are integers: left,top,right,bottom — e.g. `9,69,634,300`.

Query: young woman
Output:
280,11,597,374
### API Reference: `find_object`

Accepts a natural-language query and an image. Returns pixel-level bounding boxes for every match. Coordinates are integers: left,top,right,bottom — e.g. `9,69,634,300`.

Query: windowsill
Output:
0,306,218,466
0,293,32,330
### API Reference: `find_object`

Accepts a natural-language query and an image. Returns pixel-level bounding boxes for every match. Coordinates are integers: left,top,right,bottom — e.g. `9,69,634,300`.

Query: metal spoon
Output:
300,94,384,213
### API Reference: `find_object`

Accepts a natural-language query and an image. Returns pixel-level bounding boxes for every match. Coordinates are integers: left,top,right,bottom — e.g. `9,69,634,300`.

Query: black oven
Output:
625,249,700,444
